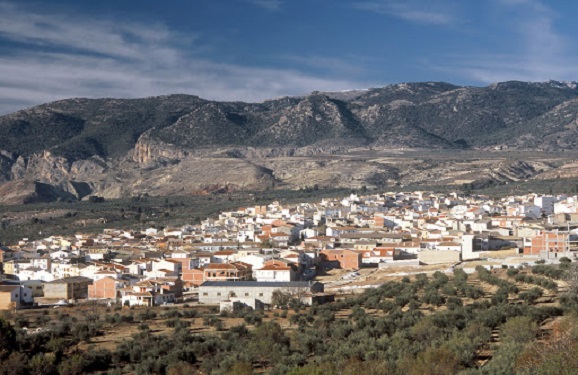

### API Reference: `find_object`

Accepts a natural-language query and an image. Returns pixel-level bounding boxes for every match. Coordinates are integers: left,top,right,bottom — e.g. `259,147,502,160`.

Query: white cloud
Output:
445,55,578,84
447,0,578,84
0,1,368,114
354,0,455,25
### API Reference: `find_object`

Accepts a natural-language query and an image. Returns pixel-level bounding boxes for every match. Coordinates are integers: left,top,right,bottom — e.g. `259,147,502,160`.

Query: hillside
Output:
2,81,578,203
2,264,577,374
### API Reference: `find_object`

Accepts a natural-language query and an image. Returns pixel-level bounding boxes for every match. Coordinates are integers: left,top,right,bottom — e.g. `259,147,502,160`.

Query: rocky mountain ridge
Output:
2,80,578,204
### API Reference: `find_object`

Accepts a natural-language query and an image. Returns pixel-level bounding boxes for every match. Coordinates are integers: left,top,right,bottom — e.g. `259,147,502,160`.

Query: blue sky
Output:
1,0,578,114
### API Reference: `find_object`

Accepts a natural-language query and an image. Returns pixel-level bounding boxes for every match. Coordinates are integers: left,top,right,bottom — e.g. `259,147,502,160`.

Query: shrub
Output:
519,287,543,304
500,316,539,344
507,268,519,277
137,309,157,321
244,313,263,326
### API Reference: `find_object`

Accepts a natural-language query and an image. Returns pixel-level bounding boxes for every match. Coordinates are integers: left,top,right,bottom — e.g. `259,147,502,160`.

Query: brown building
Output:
204,262,253,282
88,277,120,299
524,231,570,255
44,276,92,300
183,262,254,285
319,249,361,270
0,285,34,310
373,214,385,228
182,268,205,286
183,262,253,286
170,257,195,272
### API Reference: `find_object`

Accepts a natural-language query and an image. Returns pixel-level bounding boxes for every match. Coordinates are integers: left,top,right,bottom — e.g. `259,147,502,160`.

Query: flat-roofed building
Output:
199,281,324,305
44,276,92,300
0,285,33,309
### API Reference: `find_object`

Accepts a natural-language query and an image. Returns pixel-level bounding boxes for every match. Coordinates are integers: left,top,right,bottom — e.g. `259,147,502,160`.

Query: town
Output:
1,190,577,312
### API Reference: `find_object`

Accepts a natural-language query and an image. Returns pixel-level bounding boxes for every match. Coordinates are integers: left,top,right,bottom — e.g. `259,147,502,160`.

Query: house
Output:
0,285,34,310
299,228,318,240
169,257,198,272
254,260,298,282
0,246,22,263
2,259,30,276
93,269,118,281
144,268,178,278
198,281,324,305
126,260,148,276
21,269,54,282
490,216,524,229
120,279,179,307
534,196,556,215
524,231,570,255
49,250,70,260
394,241,422,255
270,233,290,247
51,262,84,279
357,247,400,264
30,255,51,270
44,276,92,300
319,249,361,270
182,268,205,286
20,280,44,298
168,249,190,259
151,259,182,274
84,248,109,261
88,276,121,299
157,277,184,299
237,254,272,270
195,252,214,266
354,241,378,251
203,262,253,282
213,250,237,263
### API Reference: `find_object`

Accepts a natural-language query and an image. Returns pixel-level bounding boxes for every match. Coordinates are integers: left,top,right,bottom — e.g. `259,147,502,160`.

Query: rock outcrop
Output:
133,131,189,164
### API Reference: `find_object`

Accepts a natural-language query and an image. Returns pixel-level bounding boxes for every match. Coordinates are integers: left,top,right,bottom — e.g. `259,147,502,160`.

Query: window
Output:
245,293,249,296
203,292,208,296
259,293,263,297
217,292,221,296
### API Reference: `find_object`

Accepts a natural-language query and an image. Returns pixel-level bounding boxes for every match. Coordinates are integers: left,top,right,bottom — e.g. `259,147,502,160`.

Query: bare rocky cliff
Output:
133,131,190,164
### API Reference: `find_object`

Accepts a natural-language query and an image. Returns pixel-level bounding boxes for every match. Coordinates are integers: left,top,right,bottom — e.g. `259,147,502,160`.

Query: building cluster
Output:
1,191,578,310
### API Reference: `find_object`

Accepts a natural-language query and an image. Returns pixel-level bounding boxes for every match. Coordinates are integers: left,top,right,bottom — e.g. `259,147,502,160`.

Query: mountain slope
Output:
0,95,208,159
2,80,578,203
3,80,578,160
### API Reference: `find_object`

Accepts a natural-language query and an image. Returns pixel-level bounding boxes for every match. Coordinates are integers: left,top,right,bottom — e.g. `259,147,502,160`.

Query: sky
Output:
1,0,578,114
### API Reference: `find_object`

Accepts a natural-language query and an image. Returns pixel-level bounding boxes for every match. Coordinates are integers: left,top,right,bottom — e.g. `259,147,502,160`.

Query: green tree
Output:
398,346,461,375
28,353,57,375
500,316,539,344
0,318,16,358
58,354,87,375
0,352,28,375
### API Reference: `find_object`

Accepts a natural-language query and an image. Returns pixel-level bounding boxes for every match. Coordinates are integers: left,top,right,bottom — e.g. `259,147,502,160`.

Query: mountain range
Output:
2,80,578,204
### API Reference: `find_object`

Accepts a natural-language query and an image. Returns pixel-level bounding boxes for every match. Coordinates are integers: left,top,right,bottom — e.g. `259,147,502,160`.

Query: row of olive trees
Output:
2,261,577,374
